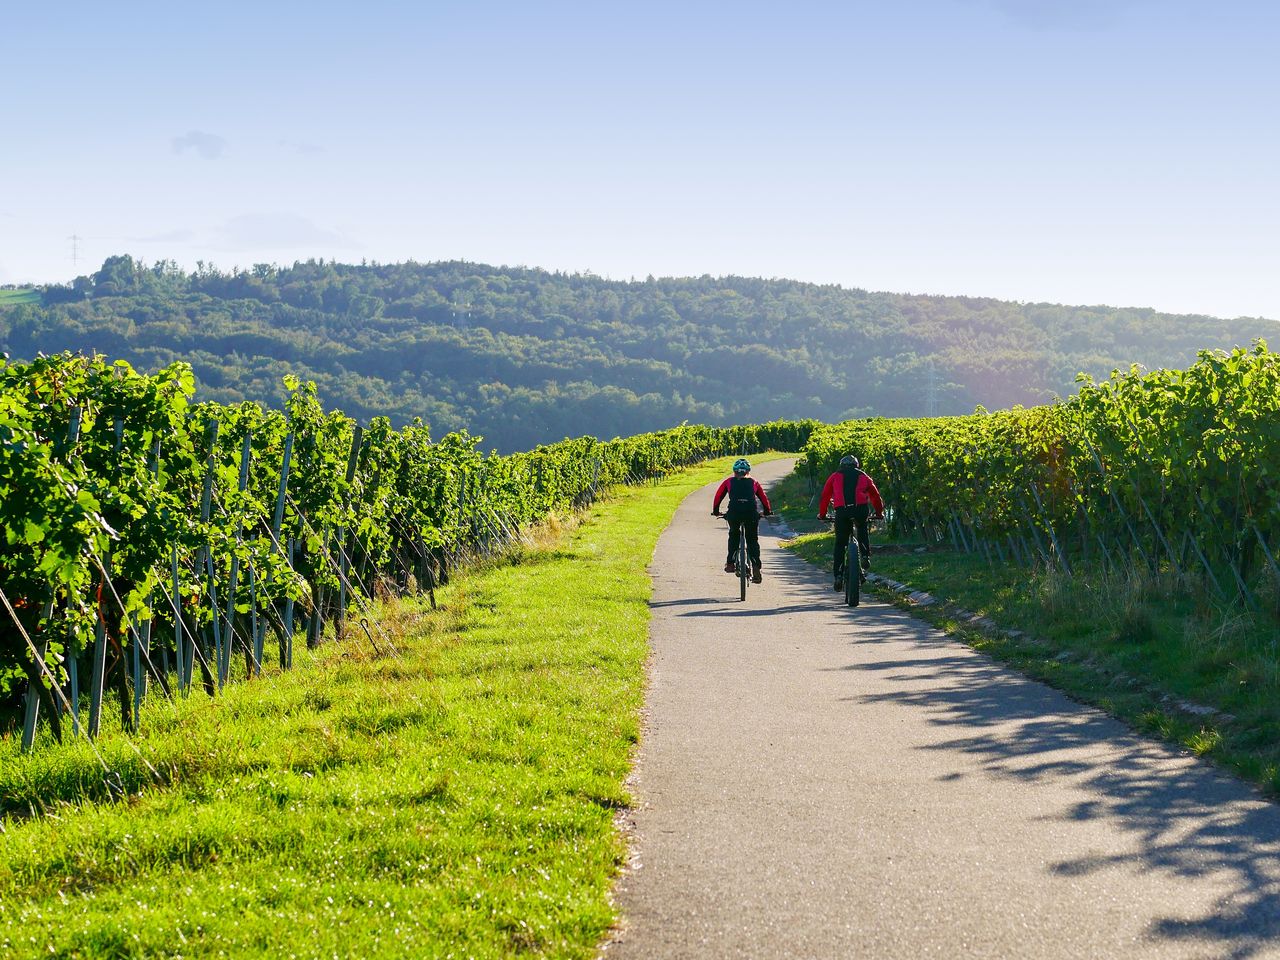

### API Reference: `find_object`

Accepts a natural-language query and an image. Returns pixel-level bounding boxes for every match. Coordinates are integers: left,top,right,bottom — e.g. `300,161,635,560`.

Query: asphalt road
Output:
606,459,1280,959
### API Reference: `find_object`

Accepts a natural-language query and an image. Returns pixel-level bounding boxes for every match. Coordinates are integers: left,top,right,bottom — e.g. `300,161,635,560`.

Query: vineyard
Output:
801,341,1280,612
0,352,816,756
9,340,1278,764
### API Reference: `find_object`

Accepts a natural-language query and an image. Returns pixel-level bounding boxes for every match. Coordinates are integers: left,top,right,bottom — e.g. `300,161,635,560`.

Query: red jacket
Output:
819,469,883,518
713,476,771,514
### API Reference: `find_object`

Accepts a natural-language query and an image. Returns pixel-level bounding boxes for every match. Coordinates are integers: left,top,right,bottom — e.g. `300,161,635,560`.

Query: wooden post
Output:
21,677,40,750
1253,523,1280,582
1186,533,1226,599
283,538,296,669
23,409,84,748
1135,488,1180,575
206,550,225,687
88,418,125,739
20,604,51,751
271,434,293,546
249,563,263,675
87,616,107,739
130,604,141,733
171,547,188,694
337,426,364,641
132,437,161,728
1013,491,1050,565
1028,483,1071,576
1095,534,1117,576
269,433,294,669
223,430,253,681
66,656,81,736
1081,436,1143,566
1006,534,1023,567
197,420,219,693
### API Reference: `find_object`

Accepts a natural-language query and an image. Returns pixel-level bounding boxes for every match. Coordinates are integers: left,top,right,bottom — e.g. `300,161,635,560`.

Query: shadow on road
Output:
684,512,1280,957
642,466,1280,956
678,603,831,618
836,595,1280,957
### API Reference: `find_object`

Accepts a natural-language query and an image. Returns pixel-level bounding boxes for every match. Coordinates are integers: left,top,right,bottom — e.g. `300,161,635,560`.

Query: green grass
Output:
0,288,39,306
0,455,784,959
773,473,1280,796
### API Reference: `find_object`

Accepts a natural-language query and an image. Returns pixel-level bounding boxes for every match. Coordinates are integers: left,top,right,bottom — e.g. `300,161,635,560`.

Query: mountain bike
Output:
716,514,751,601
821,515,866,607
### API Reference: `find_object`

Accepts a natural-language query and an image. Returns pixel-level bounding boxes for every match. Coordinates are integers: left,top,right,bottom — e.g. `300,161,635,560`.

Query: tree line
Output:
0,255,1272,452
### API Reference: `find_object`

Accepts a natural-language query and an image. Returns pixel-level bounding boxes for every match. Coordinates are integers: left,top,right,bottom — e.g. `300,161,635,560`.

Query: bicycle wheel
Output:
845,538,861,607
738,539,748,601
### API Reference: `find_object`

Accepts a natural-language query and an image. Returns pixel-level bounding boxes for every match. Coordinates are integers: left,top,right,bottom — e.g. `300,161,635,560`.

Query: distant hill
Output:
1,256,1273,451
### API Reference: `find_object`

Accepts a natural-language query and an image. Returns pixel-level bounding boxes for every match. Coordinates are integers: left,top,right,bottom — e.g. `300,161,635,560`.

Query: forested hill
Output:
1,256,1273,451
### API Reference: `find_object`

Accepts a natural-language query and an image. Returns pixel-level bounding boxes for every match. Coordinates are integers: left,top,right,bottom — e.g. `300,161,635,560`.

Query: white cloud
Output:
208,213,359,251
172,130,228,160
128,229,197,244
278,139,325,156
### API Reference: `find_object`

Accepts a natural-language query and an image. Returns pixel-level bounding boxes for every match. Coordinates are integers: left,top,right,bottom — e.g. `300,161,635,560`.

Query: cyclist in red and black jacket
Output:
818,455,884,591
712,458,772,583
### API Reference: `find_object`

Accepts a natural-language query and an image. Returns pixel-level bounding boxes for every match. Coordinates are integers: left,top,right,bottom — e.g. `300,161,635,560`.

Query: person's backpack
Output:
839,467,866,506
725,476,758,516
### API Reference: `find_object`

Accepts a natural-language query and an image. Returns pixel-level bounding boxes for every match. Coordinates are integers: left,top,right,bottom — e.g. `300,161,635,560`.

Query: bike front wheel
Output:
845,539,861,607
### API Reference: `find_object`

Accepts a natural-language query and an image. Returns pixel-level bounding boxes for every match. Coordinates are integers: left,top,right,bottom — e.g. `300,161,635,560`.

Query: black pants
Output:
833,504,870,578
726,514,761,565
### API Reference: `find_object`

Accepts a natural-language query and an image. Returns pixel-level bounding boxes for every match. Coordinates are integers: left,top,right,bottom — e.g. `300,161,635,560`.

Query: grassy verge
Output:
772,469,1280,795
0,288,39,306
0,455,778,959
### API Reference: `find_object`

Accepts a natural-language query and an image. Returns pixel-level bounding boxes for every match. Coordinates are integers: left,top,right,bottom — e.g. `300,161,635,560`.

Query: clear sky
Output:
3,0,1277,320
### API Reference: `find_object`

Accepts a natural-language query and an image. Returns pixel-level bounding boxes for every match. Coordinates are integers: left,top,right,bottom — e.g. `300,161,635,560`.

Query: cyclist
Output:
712,458,772,583
818,455,884,592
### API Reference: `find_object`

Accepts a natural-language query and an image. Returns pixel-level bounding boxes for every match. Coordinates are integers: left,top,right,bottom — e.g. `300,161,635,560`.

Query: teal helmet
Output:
733,458,751,473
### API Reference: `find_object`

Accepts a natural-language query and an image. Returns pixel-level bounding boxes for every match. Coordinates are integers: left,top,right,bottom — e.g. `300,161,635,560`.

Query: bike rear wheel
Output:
738,539,749,601
845,539,861,607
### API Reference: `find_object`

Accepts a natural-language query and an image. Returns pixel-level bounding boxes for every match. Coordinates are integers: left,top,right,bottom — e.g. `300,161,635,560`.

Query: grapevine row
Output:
0,353,817,749
802,341,1280,606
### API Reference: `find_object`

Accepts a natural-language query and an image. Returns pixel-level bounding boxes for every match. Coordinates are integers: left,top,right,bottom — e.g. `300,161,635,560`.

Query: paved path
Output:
607,460,1280,959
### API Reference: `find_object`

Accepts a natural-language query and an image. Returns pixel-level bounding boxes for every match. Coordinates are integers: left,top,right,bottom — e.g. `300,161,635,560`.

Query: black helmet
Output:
839,455,860,469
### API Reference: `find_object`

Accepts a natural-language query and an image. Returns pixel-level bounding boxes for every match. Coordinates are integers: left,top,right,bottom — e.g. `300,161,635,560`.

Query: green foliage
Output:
0,351,815,717
0,460,745,957
0,289,39,307
799,342,1280,609
6,258,1273,452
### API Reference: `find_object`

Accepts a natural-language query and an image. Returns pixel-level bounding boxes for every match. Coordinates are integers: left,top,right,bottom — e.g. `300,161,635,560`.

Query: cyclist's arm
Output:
818,473,836,518
711,478,730,513
865,476,885,516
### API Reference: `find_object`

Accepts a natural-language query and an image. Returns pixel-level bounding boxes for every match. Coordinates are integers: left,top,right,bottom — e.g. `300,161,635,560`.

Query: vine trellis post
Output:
87,418,125,740
336,425,364,641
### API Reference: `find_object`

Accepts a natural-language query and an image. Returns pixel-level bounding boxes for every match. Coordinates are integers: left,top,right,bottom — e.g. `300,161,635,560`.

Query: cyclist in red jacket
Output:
712,458,772,583
818,455,884,592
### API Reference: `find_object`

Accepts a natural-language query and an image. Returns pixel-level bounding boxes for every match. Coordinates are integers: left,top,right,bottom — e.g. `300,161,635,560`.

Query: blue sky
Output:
3,0,1278,319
